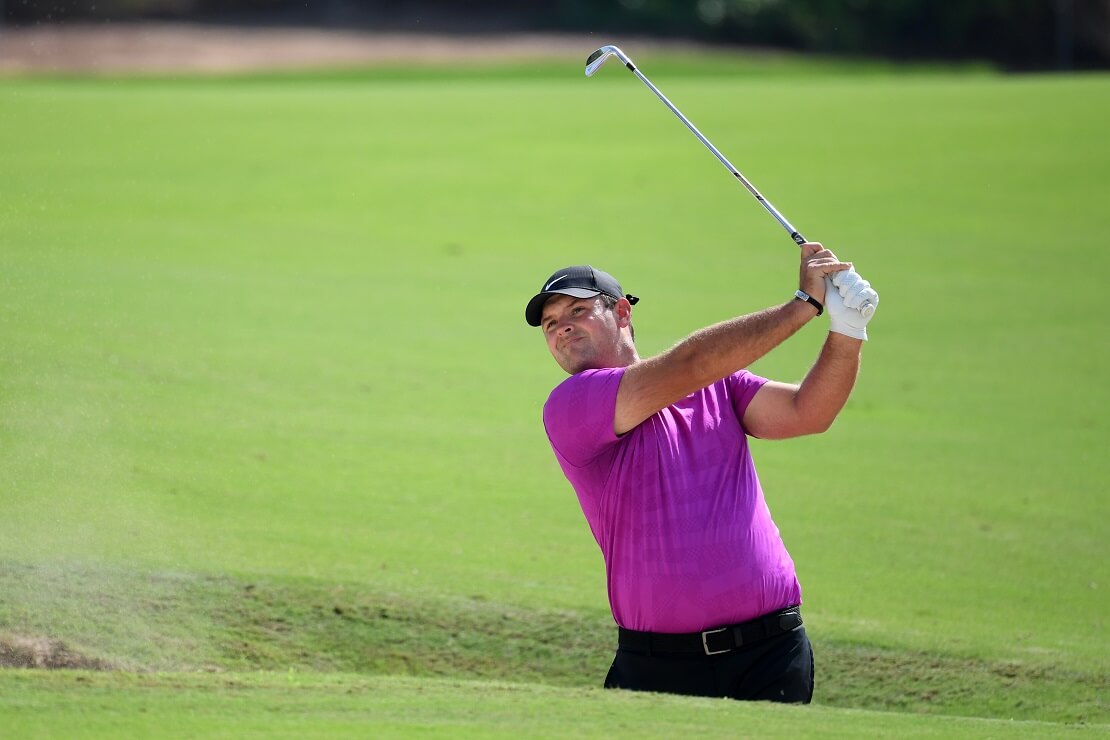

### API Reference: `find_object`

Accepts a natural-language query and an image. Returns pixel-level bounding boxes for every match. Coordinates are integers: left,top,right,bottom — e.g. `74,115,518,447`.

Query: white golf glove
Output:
826,269,879,340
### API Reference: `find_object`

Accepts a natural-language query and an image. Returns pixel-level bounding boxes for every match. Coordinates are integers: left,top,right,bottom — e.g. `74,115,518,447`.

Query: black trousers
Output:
603,626,814,703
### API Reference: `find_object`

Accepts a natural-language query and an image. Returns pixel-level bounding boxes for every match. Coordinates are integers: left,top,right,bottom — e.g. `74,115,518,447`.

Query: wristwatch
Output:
794,289,823,316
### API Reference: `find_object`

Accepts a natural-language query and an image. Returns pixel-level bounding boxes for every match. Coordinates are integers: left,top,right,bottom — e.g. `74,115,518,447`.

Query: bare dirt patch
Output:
0,23,702,75
0,634,114,670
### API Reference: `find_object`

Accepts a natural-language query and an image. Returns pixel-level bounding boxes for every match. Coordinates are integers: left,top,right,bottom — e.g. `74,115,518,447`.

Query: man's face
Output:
540,294,621,374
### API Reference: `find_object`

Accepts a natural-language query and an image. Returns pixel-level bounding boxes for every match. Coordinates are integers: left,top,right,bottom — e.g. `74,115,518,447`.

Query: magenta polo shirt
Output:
543,366,802,634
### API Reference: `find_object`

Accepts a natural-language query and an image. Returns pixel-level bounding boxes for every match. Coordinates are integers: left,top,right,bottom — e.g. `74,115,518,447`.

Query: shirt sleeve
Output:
727,369,770,429
542,367,625,467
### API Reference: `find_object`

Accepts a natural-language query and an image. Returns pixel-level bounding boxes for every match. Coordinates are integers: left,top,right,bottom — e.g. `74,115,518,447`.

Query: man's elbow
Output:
784,414,836,438
808,418,836,435
753,417,831,440
805,411,842,435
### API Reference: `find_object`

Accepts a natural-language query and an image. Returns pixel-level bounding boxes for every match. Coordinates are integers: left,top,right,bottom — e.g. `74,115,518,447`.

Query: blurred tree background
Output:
1,0,1107,70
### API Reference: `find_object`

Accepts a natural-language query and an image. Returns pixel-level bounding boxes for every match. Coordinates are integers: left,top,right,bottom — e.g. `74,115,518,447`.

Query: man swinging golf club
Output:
525,244,878,702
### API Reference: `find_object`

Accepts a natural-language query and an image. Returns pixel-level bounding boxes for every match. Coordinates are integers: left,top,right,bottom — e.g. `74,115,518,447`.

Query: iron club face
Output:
585,45,633,76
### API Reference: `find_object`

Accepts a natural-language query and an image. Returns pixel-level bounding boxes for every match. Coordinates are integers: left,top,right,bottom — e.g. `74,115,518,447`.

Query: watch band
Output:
794,289,823,316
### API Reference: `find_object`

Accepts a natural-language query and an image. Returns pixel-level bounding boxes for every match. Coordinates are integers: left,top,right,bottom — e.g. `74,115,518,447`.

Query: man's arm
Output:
742,267,879,439
742,332,862,439
613,243,847,436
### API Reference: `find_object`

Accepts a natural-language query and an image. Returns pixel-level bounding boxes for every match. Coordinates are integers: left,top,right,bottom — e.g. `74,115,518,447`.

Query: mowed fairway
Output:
1,54,1108,736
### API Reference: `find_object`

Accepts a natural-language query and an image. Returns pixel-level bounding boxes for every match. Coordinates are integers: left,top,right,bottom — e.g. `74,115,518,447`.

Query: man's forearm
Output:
670,300,818,388
792,332,862,432
615,300,820,436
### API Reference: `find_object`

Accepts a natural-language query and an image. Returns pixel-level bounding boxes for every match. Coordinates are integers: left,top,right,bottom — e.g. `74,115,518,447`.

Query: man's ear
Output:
614,297,633,328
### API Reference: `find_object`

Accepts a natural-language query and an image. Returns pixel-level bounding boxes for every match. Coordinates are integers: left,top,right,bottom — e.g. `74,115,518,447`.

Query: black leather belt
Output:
617,606,803,656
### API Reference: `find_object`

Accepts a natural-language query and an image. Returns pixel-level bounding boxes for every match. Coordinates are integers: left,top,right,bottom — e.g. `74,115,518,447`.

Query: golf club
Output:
585,44,875,318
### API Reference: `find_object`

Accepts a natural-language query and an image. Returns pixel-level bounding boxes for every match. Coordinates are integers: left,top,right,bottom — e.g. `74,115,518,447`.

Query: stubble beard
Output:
556,337,599,375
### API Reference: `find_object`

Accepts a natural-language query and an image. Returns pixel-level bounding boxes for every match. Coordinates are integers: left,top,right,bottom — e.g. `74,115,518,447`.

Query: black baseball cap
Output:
525,265,639,327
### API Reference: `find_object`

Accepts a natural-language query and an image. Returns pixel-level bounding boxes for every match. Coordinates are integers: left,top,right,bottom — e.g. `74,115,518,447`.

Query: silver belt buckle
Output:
701,627,730,655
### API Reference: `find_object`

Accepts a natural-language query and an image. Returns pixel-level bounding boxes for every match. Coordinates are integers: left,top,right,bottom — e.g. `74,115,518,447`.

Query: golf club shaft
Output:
591,46,874,318
625,67,806,246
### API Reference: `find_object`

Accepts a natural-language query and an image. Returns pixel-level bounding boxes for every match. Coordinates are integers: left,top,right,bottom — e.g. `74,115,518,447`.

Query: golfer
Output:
525,243,878,703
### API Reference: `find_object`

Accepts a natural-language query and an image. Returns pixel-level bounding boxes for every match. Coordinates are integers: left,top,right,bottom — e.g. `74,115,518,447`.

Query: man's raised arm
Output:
742,268,879,439
613,244,850,436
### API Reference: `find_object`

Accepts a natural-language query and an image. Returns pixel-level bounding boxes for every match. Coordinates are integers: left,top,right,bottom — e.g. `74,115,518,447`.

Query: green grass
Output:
2,671,1093,739
2,562,1104,724
1,54,1108,736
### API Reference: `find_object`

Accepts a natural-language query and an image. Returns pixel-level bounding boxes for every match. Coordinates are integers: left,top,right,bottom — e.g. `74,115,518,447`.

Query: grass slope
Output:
1,562,1105,725
3,671,1097,740
1,55,1108,733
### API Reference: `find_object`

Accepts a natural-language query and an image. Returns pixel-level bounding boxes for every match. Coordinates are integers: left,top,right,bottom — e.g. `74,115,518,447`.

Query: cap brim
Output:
525,288,601,327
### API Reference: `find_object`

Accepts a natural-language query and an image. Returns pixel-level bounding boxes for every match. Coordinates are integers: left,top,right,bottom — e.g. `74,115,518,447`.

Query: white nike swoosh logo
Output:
544,275,570,291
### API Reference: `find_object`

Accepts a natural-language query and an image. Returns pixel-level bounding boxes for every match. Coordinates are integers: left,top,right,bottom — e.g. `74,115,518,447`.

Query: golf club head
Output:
585,45,632,76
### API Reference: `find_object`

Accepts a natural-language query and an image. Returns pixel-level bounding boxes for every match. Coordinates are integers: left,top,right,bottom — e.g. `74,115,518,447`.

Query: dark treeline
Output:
3,0,1108,70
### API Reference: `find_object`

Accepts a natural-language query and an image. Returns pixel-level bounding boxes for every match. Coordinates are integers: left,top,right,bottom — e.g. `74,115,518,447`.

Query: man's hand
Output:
826,269,879,340
799,243,851,304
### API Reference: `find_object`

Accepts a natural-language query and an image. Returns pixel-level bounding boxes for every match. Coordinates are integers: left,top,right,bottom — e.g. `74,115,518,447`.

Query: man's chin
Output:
561,358,603,375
